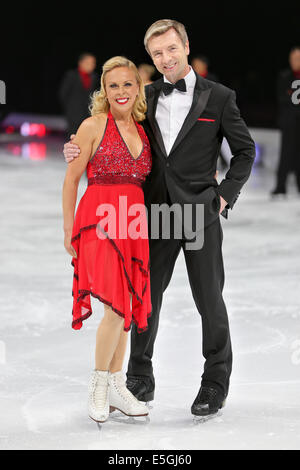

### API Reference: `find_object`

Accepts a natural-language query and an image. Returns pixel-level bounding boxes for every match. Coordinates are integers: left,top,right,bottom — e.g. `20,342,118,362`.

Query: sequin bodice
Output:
87,111,152,187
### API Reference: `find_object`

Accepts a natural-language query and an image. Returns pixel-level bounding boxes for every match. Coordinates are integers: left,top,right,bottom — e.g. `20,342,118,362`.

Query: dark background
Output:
1,2,300,127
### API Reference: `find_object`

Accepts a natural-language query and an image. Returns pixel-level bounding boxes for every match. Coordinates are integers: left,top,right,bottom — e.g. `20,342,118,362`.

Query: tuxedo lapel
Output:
146,79,167,158
168,75,212,156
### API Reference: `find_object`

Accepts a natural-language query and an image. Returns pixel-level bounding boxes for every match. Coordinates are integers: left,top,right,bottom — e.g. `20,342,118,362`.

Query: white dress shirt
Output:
155,67,196,155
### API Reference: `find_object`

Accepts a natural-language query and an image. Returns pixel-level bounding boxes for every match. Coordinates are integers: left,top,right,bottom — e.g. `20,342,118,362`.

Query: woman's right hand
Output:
64,230,77,258
63,135,81,163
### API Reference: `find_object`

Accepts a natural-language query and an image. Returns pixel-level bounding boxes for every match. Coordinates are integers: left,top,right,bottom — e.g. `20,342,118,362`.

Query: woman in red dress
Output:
62,56,152,423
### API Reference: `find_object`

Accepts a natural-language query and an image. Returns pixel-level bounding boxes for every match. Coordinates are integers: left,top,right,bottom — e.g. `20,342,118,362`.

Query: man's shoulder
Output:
193,73,233,102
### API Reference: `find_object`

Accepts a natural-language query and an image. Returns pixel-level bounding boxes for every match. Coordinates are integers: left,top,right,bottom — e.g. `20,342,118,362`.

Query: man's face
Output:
147,28,190,83
79,56,96,74
289,50,300,72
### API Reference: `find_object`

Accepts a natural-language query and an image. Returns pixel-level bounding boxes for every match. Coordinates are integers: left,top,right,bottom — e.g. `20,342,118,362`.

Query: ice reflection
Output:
5,142,47,160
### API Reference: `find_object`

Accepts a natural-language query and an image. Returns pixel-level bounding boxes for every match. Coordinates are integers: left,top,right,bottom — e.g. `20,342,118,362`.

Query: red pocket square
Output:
198,118,215,122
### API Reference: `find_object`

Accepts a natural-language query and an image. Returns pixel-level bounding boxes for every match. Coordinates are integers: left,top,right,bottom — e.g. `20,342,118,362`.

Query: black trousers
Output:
275,115,300,192
127,198,232,398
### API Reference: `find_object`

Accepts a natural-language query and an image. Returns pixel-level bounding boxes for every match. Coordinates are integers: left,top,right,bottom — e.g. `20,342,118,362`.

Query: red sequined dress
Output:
71,110,152,332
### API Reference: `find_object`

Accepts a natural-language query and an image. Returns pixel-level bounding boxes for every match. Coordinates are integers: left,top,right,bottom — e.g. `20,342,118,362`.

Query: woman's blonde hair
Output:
144,19,188,55
89,56,147,122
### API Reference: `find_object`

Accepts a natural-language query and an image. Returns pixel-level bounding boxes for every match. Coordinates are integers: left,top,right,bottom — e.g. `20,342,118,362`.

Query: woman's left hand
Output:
64,231,77,258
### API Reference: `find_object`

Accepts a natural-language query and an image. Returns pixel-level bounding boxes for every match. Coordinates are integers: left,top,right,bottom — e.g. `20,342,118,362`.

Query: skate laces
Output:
90,373,108,408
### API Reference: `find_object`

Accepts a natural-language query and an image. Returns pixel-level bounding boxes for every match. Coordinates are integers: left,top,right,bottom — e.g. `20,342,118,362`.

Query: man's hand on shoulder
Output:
63,134,80,163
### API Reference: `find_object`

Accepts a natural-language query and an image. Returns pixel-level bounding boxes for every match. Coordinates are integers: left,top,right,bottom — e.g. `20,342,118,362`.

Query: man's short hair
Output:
144,19,188,55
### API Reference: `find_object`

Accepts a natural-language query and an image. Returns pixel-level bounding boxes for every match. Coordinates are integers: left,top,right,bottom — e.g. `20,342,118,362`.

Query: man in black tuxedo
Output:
126,20,255,416
63,20,255,417
271,46,300,197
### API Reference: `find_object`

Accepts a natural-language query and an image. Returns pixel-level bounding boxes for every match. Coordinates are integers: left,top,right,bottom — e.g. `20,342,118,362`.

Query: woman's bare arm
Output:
62,115,106,256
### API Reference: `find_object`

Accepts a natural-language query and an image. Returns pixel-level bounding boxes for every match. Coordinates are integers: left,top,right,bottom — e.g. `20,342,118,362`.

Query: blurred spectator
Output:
138,63,156,85
59,53,98,136
191,54,219,82
271,46,300,197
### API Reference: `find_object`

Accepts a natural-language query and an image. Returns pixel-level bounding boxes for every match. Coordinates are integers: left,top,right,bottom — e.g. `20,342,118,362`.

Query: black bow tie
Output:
162,78,187,96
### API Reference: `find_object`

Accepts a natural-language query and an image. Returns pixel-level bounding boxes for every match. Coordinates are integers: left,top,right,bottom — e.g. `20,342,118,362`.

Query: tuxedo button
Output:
166,163,170,167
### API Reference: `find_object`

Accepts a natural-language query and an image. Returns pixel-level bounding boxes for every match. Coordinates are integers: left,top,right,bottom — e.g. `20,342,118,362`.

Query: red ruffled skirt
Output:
70,183,152,332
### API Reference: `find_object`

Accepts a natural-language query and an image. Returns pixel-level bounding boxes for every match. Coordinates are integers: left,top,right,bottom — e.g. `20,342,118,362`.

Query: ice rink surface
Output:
1,138,300,450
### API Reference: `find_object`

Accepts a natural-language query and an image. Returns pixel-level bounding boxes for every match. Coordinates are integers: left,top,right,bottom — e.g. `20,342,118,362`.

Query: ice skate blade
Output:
110,414,150,425
192,410,222,424
89,415,108,429
109,405,149,417
109,408,150,425
145,401,153,410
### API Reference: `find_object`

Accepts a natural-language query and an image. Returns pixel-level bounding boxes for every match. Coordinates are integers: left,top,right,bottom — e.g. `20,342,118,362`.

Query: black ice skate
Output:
126,375,155,404
191,386,226,420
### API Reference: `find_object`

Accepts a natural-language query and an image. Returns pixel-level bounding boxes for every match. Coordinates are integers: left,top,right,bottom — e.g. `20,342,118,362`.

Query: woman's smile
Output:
116,97,130,105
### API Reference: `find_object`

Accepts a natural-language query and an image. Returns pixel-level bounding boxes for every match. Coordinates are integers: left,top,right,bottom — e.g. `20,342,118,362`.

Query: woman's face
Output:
105,67,140,115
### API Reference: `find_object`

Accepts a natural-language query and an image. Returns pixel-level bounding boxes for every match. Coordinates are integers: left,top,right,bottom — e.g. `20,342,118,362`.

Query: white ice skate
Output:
108,371,149,417
88,370,110,423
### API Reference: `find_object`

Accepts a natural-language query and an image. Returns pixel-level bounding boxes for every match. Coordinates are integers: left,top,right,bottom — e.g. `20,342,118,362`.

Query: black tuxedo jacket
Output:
141,73,256,228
